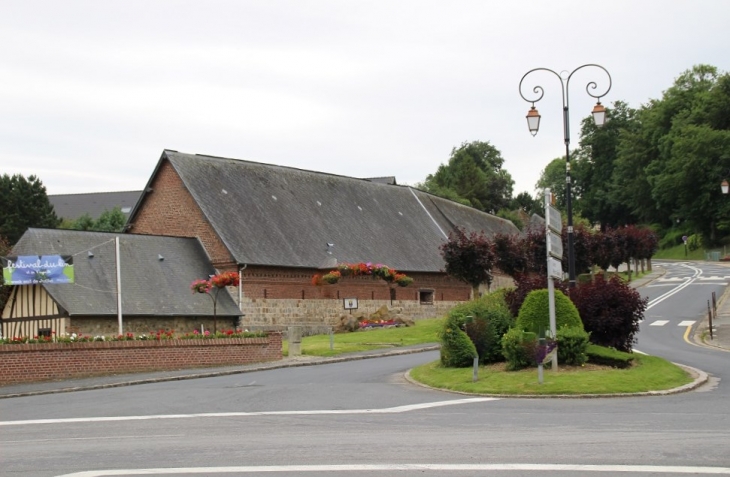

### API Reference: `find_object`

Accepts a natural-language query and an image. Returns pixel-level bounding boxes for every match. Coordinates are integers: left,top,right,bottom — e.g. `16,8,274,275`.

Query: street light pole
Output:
519,65,612,287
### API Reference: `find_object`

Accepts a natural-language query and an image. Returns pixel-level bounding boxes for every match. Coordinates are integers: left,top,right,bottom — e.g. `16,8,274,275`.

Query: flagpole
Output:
115,236,123,335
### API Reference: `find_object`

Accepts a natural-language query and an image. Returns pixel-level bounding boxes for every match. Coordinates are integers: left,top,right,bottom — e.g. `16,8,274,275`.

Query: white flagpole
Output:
115,236,123,335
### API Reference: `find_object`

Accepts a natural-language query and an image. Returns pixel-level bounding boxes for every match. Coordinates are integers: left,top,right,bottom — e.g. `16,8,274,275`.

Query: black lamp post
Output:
519,65,612,287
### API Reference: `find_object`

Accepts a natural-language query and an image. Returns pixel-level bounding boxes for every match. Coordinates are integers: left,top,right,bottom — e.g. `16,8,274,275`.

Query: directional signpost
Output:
544,189,563,373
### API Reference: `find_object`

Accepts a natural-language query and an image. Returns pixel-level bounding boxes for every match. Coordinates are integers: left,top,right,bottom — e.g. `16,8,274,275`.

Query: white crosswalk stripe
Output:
648,320,695,327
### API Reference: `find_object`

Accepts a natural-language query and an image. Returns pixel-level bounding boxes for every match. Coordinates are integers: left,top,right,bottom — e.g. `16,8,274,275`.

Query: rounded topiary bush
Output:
448,292,514,364
501,327,538,371
516,288,583,335
556,325,589,365
439,315,477,368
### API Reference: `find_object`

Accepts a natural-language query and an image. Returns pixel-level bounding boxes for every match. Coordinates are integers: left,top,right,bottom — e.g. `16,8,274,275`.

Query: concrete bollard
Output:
288,326,302,356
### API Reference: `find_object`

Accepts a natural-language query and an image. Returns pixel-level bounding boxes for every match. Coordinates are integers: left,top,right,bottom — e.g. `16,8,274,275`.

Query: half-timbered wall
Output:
1,285,67,339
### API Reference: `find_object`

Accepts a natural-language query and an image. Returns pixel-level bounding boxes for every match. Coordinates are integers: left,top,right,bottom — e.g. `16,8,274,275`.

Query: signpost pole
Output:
545,189,561,371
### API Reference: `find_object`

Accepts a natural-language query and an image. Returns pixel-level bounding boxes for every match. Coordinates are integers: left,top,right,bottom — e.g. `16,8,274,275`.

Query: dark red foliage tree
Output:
440,227,495,297
570,274,647,352
608,227,630,271
492,232,529,278
592,229,616,271
560,223,595,276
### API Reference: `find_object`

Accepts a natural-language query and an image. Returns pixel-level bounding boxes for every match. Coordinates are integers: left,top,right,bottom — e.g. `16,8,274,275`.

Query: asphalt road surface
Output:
2,261,730,476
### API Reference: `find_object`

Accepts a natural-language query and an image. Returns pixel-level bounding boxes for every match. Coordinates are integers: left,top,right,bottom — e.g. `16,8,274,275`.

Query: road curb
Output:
403,361,708,399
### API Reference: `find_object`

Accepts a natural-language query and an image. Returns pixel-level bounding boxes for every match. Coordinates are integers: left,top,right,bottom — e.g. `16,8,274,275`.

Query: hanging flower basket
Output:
312,262,412,287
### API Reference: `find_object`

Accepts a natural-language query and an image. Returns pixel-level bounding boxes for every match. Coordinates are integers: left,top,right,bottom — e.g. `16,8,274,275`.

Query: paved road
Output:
2,261,730,476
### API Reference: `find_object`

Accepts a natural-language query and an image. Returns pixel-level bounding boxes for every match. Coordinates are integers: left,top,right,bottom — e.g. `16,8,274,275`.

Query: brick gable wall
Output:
129,160,236,269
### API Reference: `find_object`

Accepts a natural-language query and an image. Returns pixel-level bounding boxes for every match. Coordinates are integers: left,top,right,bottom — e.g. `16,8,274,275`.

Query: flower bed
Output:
0,329,265,345
358,319,400,330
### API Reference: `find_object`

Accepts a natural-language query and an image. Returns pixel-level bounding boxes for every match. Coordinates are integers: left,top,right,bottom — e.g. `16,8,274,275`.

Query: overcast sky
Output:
2,1,728,199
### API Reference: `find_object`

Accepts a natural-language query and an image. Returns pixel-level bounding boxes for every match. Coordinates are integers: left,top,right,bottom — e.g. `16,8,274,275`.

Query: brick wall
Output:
0,333,282,386
129,159,236,268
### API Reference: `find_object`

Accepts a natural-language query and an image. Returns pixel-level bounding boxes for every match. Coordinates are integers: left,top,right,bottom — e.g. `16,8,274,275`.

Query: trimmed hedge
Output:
439,316,477,368
586,344,635,368
516,289,583,335
556,326,589,366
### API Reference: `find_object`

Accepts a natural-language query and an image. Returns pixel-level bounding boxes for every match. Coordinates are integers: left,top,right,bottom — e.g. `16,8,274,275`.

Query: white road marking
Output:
0,398,497,427
55,463,730,476
4,435,184,444
650,320,669,326
647,263,701,310
678,320,696,327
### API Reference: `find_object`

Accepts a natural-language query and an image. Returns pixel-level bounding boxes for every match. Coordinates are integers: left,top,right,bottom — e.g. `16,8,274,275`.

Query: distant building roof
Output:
49,190,143,221
8,228,240,317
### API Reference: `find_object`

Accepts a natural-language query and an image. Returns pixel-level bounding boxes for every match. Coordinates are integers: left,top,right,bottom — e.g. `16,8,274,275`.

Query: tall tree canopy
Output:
573,100,638,230
612,64,730,244
422,141,514,213
0,174,58,244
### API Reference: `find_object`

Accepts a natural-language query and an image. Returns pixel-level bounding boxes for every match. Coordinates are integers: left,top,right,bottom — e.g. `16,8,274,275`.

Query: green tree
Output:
510,191,541,216
0,234,11,315
423,141,514,213
59,207,127,233
535,157,568,210
68,213,95,231
613,64,730,244
0,174,59,244
94,207,127,232
573,101,638,230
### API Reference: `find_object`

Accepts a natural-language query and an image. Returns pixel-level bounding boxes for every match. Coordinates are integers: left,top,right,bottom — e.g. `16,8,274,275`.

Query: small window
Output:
38,328,52,337
419,289,434,305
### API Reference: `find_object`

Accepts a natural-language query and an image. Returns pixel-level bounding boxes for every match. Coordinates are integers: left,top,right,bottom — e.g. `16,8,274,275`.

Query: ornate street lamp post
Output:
519,65,612,287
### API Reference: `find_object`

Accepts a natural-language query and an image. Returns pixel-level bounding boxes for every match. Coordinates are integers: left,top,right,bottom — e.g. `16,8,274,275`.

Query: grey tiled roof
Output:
9,229,240,317
49,191,143,220
156,151,518,272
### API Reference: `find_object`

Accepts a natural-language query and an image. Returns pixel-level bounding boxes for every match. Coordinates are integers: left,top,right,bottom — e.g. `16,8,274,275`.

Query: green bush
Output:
687,233,702,252
586,344,635,368
501,328,538,371
448,292,514,364
658,229,685,250
439,315,477,368
556,326,589,366
516,289,583,335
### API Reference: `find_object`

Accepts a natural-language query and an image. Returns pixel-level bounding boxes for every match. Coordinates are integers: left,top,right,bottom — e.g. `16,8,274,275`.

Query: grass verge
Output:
283,318,444,357
408,354,693,396
653,243,707,260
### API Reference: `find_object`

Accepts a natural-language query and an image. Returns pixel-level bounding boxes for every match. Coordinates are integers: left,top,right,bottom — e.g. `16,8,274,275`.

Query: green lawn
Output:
653,243,708,260
409,355,692,396
283,318,444,357
285,317,695,395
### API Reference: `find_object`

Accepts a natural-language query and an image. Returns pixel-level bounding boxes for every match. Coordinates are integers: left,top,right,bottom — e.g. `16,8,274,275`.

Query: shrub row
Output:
440,274,643,370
